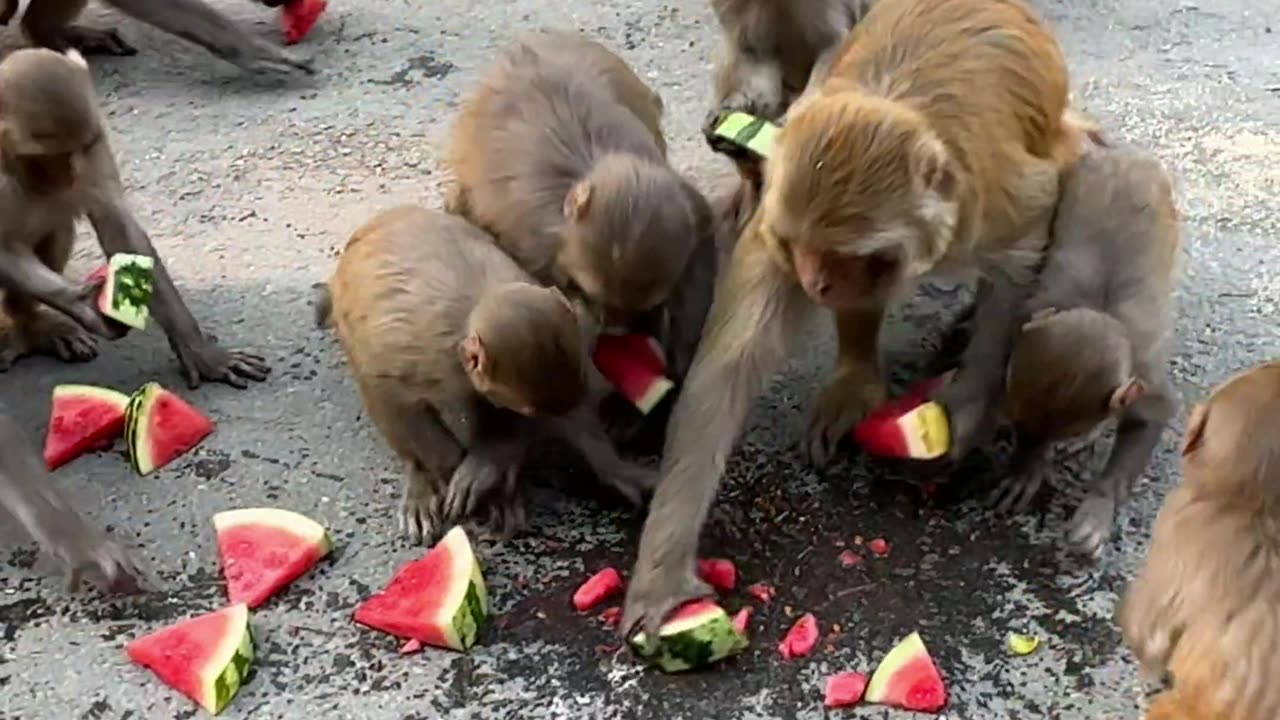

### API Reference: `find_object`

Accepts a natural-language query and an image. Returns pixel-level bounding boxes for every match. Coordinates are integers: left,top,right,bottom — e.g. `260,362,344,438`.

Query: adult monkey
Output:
622,0,1091,637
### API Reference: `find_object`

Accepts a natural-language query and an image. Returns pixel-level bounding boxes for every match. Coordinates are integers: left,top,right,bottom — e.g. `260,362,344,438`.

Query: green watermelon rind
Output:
128,603,256,716
628,602,749,673
99,253,156,330
124,382,213,476
211,614,255,714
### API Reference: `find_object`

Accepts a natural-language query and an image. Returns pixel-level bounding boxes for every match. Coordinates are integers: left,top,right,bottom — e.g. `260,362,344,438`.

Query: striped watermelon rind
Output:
126,603,255,715
124,382,215,475
629,599,748,673
212,508,332,608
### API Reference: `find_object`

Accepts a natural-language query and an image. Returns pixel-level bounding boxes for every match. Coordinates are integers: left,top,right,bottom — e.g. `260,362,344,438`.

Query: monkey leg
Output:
22,0,137,56
0,227,100,371
806,305,887,468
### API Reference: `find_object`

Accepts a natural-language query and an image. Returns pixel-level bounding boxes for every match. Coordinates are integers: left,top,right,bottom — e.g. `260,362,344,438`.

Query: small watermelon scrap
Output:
730,607,752,635
213,508,332,609
599,606,622,629
354,526,489,652
42,384,130,470
629,599,748,673
573,567,624,612
745,582,776,604
125,382,215,475
779,613,820,660
838,550,863,568
867,538,891,557
281,0,327,45
91,253,155,330
592,333,674,415
852,374,952,460
864,631,948,713
399,638,423,655
696,558,738,592
824,671,869,708
126,603,255,715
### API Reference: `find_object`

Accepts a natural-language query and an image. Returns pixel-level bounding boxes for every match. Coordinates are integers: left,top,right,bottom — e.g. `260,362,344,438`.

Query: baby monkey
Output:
317,206,656,544
990,144,1181,557
1119,360,1280,720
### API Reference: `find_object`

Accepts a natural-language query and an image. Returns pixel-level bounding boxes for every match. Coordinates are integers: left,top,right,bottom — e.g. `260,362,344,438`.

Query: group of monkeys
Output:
0,0,1276,717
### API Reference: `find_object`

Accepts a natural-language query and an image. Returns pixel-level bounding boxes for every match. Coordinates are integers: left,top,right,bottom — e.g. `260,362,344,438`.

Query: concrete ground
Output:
2,0,1279,717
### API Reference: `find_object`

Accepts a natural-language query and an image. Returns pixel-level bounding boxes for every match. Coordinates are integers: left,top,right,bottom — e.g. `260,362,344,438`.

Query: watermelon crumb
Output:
838,550,863,568
824,671,869,708
1007,633,1040,656
592,333,674,415
868,538,891,557
865,631,948,713
399,638,423,655
696,558,738,592
42,384,130,470
281,0,326,44
573,568,624,612
731,607,753,635
778,613,820,660
599,606,622,629
745,582,776,604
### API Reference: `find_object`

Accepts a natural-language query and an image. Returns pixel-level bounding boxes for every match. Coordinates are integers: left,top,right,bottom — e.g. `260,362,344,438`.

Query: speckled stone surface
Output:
1,0,1278,718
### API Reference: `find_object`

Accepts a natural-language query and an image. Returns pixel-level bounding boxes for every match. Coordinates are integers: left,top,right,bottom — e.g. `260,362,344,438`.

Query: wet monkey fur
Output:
621,0,1091,637
991,144,1181,557
1119,360,1280,720
316,206,656,544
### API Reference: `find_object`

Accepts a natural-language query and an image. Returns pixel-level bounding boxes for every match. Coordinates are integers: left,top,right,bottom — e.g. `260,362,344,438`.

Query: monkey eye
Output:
863,252,900,278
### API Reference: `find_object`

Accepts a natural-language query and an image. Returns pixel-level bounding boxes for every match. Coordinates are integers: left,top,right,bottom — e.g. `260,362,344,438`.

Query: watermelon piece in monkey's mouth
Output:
86,253,155,330
592,333,674,415
852,373,953,460
42,384,130,470
281,0,327,45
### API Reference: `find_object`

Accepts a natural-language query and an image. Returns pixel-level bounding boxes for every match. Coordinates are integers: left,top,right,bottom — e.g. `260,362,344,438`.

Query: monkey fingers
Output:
0,308,101,371
174,340,271,389
805,371,887,468
60,25,139,56
465,486,528,543
1066,494,1116,558
620,559,715,642
986,469,1045,515
398,465,444,545
443,451,521,527
931,370,1001,463
64,538,150,595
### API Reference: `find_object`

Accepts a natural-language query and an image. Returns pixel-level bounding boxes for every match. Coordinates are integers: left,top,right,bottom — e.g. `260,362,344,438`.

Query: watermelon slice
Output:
852,374,953,460
592,333,674,414
42,384,130,470
864,631,948,713
354,526,489,652
696,558,737,592
126,603,255,715
573,567,624,612
628,599,748,673
125,382,215,475
213,508,332,608
824,671,869,708
779,613,819,660
281,0,327,45
86,253,155,330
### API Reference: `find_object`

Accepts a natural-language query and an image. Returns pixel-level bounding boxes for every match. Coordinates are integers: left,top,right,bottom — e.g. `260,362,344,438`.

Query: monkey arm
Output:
545,406,656,507
0,245,112,337
661,220,718,383
1100,392,1176,504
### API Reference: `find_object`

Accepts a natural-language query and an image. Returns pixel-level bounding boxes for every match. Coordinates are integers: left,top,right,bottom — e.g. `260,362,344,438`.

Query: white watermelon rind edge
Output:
51,383,131,410
865,631,931,702
212,508,332,553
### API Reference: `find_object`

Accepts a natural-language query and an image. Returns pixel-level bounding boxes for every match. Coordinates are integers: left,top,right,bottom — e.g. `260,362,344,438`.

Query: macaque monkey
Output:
11,0,312,76
316,205,656,544
990,145,1181,557
708,0,876,125
0,409,145,593
0,49,270,388
1118,360,1280,720
445,29,717,383
621,0,1090,637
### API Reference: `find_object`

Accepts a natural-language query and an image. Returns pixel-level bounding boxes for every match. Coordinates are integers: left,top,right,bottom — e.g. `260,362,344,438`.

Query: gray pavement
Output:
2,0,1279,718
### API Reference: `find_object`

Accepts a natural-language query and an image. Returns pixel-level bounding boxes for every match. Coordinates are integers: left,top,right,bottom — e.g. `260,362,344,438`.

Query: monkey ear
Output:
1181,403,1208,457
563,181,593,221
913,136,957,199
1109,377,1147,412
460,334,488,376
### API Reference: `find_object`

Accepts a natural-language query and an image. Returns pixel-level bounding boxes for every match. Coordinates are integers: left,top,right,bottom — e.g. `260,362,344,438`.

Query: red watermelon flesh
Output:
864,631,948,713
779,613,820,660
592,333,674,414
696,558,738,592
573,567,624,611
824,671,869,708
126,603,255,714
730,606,752,635
42,384,130,470
213,508,332,608
125,382,215,475
281,0,326,45
853,374,953,460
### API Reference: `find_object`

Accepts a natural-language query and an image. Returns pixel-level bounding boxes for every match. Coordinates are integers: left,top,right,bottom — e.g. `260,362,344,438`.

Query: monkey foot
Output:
61,25,138,56
398,474,444,546
0,309,100,370
806,374,886,468
465,493,528,543
986,470,1044,515
1066,494,1115,558
443,453,518,530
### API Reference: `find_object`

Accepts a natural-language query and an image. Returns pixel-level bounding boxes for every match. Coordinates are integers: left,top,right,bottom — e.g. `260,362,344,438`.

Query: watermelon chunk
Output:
573,567,624,612
42,384,130,470
628,599,748,673
867,538,891,557
87,253,155,330
213,508,332,608
599,606,622,629
838,550,863,568
354,526,489,652
592,333,674,414
852,374,952,460
779,613,819,660
824,671,869,708
696,558,737,592
281,0,327,45
126,603,255,715
124,382,214,475
745,582,775,604
865,631,948,713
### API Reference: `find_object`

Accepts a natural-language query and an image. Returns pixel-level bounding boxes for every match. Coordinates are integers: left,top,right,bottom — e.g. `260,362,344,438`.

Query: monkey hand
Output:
930,368,999,463
172,335,271,389
621,553,715,642
236,38,316,78
598,459,658,508
444,452,519,529
1067,492,1116,558
987,461,1048,515
806,371,887,468
19,491,148,595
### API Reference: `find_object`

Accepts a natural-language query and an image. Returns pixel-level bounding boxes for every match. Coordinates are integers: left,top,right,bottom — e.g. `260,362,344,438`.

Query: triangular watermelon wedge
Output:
126,603,255,715
281,0,327,45
213,508,332,609
592,333,674,414
864,631,948,713
42,384,130,470
124,382,215,475
354,526,489,652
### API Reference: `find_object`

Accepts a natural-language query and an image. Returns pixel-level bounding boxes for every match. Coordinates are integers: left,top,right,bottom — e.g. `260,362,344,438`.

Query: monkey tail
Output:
311,282,333,329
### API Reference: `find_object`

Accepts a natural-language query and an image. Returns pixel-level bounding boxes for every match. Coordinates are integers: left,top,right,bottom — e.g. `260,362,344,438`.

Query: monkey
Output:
0,49,271,388
444,29,717,384
315,205,657,544
0,408,146,594
1117,360,1280,720
987,143,1181,557
620,0,1092,637
11,0,312,77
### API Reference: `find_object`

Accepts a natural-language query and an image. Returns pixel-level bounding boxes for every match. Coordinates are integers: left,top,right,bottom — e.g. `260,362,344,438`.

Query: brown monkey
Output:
15,0,312,76
445,29,717,383
0,408,145,594
1118,360,1280,720
707,0,875,125
621,0,1091,636
316,205,656,544
989,144,1181,557
0,0,16,25
0,49,270,387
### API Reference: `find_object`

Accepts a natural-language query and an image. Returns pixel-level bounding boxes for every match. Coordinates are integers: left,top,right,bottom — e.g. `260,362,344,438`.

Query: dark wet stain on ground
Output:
376,53,457,87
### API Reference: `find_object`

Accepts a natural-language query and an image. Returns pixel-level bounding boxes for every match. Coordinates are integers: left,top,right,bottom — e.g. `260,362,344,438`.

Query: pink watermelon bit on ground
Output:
42,384,130,470
573,567,624,612
730,606,753,635
281,0,327,45
852,374,952,460
697,558,738,592
124,382,215,475
398,638,424,655
213,508,332,609
865,631,948,713
126,603,255,715
868,538,891,557
599,606,622,629
592,333,675,415
824,671,870,708
745,582,776,604
779,613,820,660
838,550,863,568
354,526,489,652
